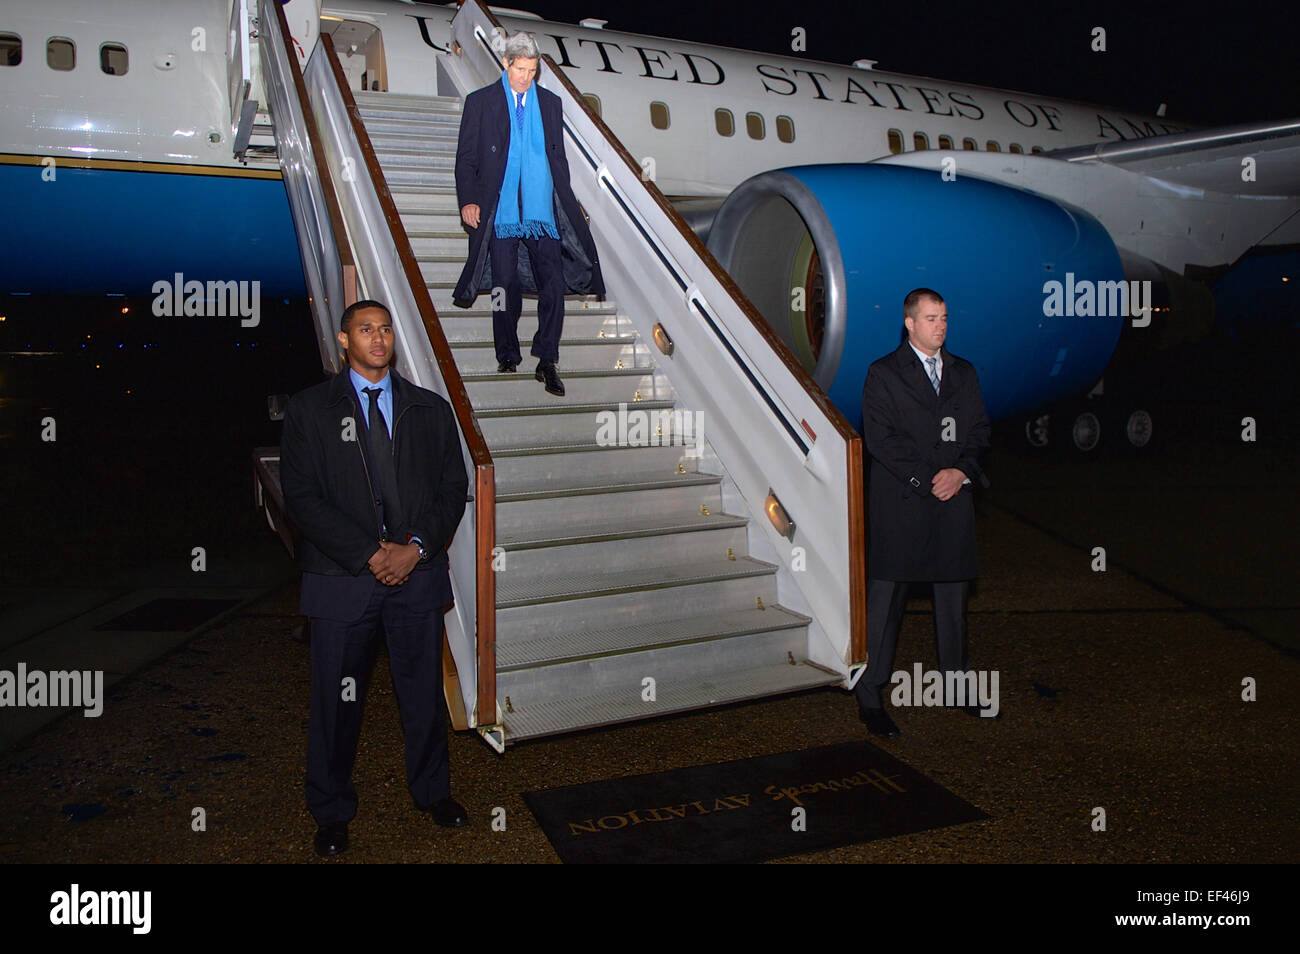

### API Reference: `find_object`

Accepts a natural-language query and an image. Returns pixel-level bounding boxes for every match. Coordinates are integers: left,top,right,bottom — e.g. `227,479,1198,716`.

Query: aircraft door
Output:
321,19,388,92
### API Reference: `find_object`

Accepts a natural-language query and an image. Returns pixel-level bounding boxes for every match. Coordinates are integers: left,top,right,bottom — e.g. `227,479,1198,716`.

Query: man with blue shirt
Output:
453,31,604,396
280,299,470,857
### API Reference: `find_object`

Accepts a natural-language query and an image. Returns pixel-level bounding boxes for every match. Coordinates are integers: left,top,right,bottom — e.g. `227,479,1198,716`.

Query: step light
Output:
765,489,796,541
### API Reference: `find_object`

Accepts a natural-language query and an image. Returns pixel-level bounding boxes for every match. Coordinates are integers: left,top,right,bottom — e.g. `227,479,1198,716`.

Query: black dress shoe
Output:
859,707,901,739
313,822,348,857
419,796,468,828
535,361,565,396
497,359,518,373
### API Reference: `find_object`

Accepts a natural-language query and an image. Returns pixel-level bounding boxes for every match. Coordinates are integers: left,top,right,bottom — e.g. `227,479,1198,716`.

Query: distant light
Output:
0,315,5,322
1284,277,1291,283
121,306,130,314
118,343,123,348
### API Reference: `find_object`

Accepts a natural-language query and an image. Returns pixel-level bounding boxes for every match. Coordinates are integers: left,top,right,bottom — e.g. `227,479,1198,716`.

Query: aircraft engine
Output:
705,163,1128,427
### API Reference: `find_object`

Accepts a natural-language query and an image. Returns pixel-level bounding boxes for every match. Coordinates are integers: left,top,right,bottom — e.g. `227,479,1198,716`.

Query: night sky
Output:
414,0,1299,126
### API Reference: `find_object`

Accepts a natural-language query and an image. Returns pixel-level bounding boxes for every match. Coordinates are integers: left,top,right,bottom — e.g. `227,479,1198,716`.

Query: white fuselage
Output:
0,0,1185,192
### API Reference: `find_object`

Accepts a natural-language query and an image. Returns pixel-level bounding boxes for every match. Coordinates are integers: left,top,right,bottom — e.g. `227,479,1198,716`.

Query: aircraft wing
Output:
1046,118,1300,198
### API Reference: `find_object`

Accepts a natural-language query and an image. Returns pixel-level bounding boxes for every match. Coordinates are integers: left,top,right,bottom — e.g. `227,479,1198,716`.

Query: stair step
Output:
498,606,809,670
496,472,720,501
464,369,670,408
452,338,646,374
496,474,721,527
499,508,747,550
499,661,839,741
496,554,774,608
438,305,623,340
491,441,694,487
477,400,697,449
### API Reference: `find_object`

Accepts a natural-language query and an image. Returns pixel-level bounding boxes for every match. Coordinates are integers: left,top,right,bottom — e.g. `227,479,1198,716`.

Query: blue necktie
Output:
515,91,524,132
925,356,940,394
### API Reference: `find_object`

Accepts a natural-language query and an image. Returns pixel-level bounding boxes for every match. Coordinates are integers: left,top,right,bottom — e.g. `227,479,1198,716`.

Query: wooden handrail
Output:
320,33,498,724
468,3,865,661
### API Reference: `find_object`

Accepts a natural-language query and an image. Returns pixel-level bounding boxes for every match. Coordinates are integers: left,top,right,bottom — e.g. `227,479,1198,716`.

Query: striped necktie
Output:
925,356,940,394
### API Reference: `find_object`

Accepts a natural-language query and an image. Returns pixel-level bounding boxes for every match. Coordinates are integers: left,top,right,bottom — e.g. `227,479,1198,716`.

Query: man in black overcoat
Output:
280,299,470,856
453,31,604,396
854,288,991,738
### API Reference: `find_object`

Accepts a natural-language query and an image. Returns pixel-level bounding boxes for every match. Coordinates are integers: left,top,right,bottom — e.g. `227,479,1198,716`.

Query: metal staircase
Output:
351,90,838,741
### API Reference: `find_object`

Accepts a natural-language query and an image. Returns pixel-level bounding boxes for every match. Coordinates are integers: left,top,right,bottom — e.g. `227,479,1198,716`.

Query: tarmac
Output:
1,379,1296,864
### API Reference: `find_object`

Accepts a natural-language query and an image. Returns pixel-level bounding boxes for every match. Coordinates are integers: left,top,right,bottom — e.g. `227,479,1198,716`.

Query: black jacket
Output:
453,79,604,305
862,343,990,581
280,367,469,579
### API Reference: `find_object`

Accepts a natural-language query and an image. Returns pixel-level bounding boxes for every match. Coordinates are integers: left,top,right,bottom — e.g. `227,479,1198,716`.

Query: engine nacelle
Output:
706,163,1127,426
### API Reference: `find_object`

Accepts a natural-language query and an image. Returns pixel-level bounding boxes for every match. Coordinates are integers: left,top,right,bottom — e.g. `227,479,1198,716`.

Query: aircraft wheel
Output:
1024,414,1052,448
1125,409,1154,448
1072,411,1101,452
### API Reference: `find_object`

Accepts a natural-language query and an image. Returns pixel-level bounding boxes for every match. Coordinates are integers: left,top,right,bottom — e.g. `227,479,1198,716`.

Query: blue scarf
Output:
494,70,559,240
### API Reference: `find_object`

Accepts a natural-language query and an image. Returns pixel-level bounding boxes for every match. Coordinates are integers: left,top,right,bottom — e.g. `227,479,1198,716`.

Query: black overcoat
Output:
452,80,604,306
280,367,469,580
862,343,990,581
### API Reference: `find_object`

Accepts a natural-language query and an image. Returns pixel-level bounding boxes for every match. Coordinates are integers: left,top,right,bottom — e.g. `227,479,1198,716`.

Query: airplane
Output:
3,0,1296,443
2,0,1296,745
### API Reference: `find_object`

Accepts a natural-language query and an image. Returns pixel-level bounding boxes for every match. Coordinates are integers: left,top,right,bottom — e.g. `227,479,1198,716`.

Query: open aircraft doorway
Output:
320,17,387,92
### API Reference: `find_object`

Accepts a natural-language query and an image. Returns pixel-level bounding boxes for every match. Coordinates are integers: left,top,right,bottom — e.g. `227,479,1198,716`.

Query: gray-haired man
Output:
453,32,604,396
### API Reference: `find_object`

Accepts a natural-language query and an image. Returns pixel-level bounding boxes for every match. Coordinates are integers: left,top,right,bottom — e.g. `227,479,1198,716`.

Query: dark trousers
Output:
490,231,564,364
305,570,450,825
854,578,970,711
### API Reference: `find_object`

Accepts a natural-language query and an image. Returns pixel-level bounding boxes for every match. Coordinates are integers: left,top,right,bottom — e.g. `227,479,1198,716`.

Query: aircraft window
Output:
100,42,127,76
746,112,765,139
962,137,977,150
715,108,734,137
887,129,903,154
985,140,1000,152
47,37,74,71
776,114,794,143
1009,142,1023,154
938,134,953,150
582,93,601,118
650,100,670,130
1031,146,1044,154
0,33,20,67
913,132,929,150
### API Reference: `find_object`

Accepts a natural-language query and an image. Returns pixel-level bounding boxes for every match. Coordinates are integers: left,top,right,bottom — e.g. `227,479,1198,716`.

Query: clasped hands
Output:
931,467,966,502
368,541,420,586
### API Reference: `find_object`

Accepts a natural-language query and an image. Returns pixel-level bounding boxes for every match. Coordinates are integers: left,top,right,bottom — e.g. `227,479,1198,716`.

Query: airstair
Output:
247,0,865,749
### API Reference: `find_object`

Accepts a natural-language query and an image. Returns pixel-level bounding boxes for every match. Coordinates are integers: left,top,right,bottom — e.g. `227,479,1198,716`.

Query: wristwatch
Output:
414,540,431,564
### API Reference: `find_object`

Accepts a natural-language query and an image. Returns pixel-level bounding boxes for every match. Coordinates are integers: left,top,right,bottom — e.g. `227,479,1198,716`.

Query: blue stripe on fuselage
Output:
0,164,306,296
